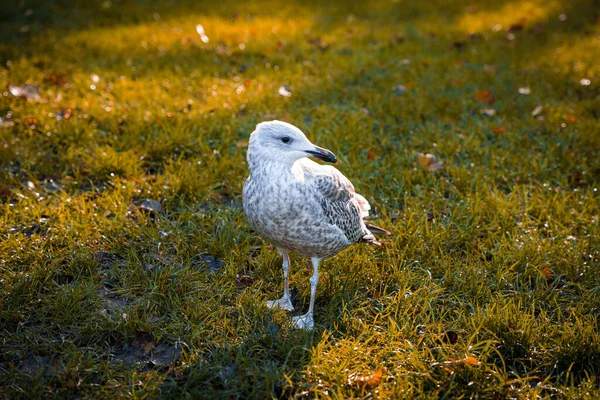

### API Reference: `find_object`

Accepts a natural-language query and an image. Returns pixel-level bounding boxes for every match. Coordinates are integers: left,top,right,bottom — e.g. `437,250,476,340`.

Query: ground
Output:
1,0,599,398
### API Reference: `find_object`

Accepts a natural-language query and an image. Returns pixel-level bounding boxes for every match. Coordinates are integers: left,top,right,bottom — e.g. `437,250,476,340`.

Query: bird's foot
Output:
266,296,294,312
292,312,314,330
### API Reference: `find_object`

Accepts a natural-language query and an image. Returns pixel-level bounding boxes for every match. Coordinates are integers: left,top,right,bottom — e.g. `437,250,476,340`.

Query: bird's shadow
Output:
157,303,328,398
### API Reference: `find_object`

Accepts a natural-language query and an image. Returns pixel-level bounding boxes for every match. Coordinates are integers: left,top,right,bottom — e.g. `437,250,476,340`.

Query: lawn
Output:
1,0,599,398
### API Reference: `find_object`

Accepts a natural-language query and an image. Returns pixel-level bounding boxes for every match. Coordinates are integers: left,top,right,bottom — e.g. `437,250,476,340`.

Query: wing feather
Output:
309,165,376,243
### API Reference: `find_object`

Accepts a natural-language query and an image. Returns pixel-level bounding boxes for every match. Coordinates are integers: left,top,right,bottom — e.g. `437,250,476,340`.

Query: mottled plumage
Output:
242,120,388,329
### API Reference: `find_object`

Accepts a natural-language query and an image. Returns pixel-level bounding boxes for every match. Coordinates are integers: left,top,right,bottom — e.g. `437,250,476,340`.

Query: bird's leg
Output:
292,257,321,330
266,250,294,312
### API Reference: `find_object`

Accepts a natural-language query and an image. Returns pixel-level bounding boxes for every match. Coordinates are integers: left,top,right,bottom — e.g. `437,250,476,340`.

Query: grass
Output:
1,0,599,398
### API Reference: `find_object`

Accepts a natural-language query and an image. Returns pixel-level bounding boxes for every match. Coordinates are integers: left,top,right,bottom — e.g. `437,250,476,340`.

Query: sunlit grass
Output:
1,0,599,398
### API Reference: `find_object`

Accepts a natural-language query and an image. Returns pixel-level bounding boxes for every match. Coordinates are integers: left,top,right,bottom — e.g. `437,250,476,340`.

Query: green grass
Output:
1,0,599,398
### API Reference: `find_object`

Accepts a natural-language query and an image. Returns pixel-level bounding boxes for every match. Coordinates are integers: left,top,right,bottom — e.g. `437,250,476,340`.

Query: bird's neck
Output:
248,157,306,180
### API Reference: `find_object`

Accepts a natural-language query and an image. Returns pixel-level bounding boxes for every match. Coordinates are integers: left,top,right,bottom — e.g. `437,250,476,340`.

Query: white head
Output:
247,120,337,168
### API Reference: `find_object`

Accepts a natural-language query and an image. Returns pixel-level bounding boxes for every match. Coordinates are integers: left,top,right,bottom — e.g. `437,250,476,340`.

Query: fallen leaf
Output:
445,355,481,366
56,108,72,120
278,86,292,97
133,331,155,355
24,116,39,126
539,265,553,280
563,114,577,123
348,368,383,388
418,153,443,172
475,90,495,105
8,84,40,101
493,126,506,134
366,149,377,160
236,274,256,288
43,73,66,86
462,356,481,366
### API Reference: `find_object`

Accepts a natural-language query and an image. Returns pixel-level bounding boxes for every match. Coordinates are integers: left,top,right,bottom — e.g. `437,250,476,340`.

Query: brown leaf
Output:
366,149,377,161
24,116,39,126
348,368,383,388
56,108,72,121
417,153,443,172
43,73,66,86
563,114,577,123
475,90,495,105
493,126,506,134
134,331,155,355
236,274,256,288
540,265,553,280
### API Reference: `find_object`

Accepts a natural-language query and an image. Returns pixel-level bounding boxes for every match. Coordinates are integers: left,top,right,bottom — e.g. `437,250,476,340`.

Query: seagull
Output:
242,120,389,329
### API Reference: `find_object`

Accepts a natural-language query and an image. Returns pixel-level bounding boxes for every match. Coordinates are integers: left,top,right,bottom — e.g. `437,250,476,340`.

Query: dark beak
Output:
306,145,337,164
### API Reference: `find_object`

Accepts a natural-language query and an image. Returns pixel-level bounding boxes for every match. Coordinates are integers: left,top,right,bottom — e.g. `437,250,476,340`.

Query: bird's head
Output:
247,120,337,167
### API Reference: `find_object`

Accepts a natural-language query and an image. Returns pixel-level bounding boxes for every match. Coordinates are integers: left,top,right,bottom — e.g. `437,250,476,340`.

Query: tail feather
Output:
365,222,391,236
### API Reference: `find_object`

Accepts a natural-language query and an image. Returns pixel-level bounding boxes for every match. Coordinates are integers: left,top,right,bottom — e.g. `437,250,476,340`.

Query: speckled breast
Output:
243,174,350,259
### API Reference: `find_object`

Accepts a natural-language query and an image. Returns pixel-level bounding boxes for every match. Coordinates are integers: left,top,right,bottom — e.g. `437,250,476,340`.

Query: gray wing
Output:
310,165,374,244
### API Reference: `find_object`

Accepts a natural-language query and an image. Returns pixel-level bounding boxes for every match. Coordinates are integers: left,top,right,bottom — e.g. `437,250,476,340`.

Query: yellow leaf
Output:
348,368,383,388
462,356,480,366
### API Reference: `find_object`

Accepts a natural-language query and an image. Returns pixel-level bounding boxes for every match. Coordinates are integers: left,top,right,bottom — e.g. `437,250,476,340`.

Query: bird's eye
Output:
281,136,291,143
